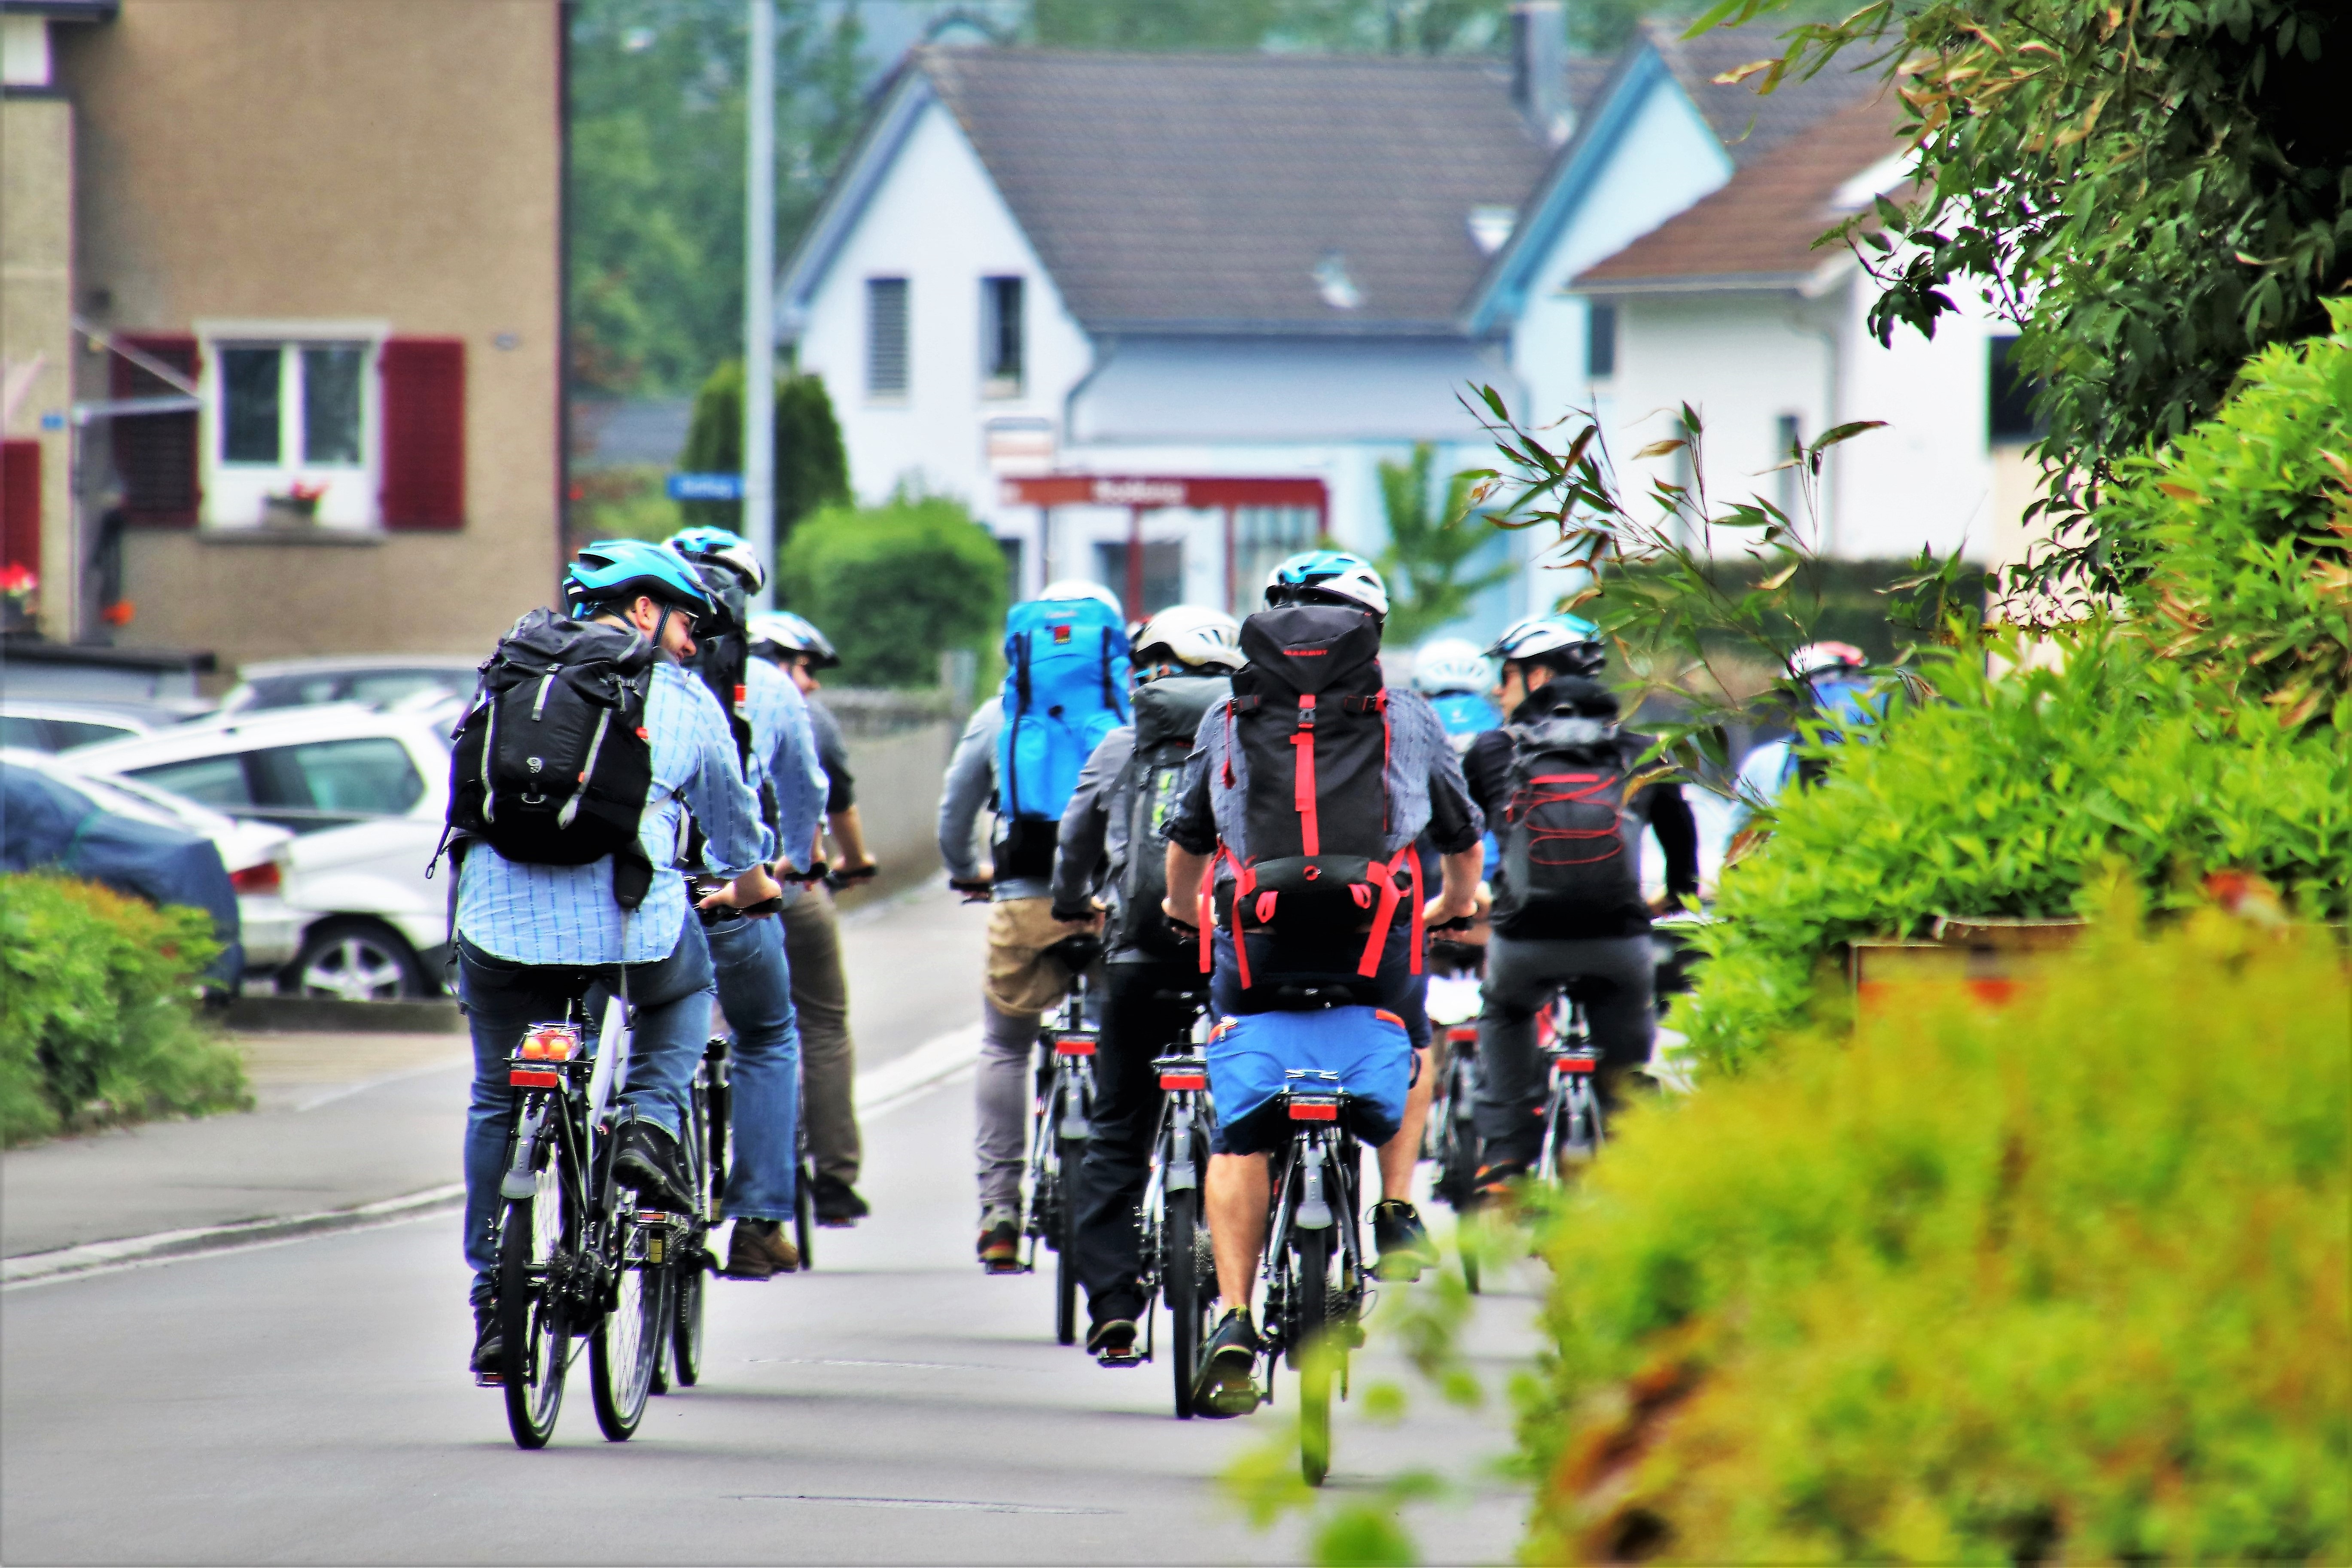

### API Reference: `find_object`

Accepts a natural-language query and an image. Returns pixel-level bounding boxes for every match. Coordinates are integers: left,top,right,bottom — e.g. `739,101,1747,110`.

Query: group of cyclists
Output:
444,526,1727,1425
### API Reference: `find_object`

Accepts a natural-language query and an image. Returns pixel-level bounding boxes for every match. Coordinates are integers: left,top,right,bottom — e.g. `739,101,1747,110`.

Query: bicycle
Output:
1019,968,1098,1346
1258,1066,1370,1487
490,992,691,1449
1137,1008,1217,1416
1533,990,1605,1178
655,1033,731,1393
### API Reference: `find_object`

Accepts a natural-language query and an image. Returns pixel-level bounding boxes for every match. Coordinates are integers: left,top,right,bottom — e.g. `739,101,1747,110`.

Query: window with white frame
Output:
201,331,383,529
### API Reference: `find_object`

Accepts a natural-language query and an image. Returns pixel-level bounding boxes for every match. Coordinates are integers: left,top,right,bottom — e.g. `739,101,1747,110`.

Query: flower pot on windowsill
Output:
260,495,321,529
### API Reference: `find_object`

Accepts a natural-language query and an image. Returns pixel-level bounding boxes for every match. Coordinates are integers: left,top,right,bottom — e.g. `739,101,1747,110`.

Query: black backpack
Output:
1111,672,1229,960
445,608,660,908
1490,711,1641,923
1211,604,1417,986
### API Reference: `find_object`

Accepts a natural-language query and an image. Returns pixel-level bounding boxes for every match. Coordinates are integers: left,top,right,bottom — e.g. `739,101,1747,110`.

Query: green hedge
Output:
777,493,1008,689
1,874,249,1146
1523,911,2350,1564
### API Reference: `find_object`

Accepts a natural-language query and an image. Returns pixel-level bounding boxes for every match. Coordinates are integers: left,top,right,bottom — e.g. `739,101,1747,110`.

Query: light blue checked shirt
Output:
734,655,828,874
457,660,775,965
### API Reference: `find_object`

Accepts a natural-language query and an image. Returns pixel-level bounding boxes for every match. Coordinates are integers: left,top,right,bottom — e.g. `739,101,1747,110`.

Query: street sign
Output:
667,472,744,502
996,474,1327,510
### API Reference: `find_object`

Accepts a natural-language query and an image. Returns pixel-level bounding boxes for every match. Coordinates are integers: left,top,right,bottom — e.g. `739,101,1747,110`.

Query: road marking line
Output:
729,1495,1112,1515
4,1023,984,1286
293,1055,469,1112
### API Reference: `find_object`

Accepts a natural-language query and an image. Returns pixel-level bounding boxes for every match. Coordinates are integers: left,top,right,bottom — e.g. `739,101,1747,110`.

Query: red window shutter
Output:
110,334,201,527
380,338,466,529
2,440,40,577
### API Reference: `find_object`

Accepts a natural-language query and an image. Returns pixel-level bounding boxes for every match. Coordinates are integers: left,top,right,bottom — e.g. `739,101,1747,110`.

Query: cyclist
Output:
746,609,876,1226
1160,551,1486,1416
1412,636,1501,755
667,529,830,1277
1731,640,1877,823
1047,604,1244,1365
1459,612,1700,1199
456,540,780,1378
937,582,1125,1270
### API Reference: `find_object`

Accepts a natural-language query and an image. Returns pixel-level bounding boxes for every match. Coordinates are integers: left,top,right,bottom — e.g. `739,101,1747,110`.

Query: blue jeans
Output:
703,910,802,1222
457,919,714,1306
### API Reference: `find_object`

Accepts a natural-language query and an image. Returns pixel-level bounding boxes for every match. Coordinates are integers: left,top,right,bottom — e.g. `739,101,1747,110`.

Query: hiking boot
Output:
613,1119,691,1209
977,1206,1021,1273
726,1218,800,1279
810,1172,869,1227
1370,1199,1438,1282
1191,1308,1263,1418
1086,1317,1142,1367
470,1307,503,1384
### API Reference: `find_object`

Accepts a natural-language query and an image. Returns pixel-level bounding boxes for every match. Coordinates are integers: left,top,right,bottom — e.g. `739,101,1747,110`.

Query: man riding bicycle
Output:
1159,552,1485,1417
747,609,876,1226
452,540,780,1378
666,529,830,1278
1460,612,1700,1197
1048,605,1245,1366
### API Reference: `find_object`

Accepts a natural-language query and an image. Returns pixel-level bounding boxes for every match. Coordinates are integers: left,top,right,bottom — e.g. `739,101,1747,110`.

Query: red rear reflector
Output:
229,861,282,895
509,1068,561,1088
1560,1057,1597,1074
1053,1033,1098,1056
1288,1100,1339,1121
1446,1026,1478,1045
1158,1073,1208,1091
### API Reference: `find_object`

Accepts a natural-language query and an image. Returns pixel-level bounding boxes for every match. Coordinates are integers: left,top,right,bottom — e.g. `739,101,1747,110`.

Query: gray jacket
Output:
935,697,1053,902
1047,725,1135,921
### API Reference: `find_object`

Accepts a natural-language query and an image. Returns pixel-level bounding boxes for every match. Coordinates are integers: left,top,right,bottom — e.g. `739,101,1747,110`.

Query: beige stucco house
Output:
1,0,564,672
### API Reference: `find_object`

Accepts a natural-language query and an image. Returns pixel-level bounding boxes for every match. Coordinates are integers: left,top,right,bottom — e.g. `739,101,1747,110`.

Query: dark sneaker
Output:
1191,1308,1263,1418
726,1218,800,1279
977,1206,1021,1273
1086,1317,1142,1367
1371,1200,1437,1282
613,1120,690,1209
470,1307,503,1384
810,1172,869,1227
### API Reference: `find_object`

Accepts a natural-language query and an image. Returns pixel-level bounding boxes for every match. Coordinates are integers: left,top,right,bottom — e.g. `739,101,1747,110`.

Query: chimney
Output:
1511,1,1572,148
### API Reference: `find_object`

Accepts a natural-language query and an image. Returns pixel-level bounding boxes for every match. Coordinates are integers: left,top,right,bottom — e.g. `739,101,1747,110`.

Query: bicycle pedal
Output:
474,1370,503,1388
983,1258,1026,1275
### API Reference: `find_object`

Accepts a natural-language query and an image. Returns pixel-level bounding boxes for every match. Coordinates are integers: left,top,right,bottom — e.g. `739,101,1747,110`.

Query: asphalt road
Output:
1,886,1540,1565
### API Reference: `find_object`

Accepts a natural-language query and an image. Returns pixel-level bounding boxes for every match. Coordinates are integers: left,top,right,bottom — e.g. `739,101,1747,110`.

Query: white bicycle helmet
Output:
1790,640,1868,679
747,610,839,668
1263,549,1389,618
1133,604,1244,672
667,526,768,595
1489,611,1605,676
1411,637,1492,695
1036,578,1125,616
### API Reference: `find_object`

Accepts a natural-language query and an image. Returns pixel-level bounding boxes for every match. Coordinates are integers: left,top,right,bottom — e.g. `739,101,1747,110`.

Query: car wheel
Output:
283,919,426,1002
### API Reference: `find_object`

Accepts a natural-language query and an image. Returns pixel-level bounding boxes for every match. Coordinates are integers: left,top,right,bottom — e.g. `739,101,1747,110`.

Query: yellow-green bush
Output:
0,874,248,1146
1523,908,2349,1564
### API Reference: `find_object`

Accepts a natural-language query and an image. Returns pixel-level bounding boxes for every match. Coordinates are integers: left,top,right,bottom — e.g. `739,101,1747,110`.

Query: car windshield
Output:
238,669,470,712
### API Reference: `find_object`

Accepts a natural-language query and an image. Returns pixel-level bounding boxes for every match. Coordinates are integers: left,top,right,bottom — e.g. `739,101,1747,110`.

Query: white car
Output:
215,655,480,719
0,700,165,753
1,746,300,970
70,706,455,1000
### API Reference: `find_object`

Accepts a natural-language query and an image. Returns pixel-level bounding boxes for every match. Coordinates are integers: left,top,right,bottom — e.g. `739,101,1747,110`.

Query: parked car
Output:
215,655,480,719
1,754,243,985
0,700,170,753
4,747,301,972
69,706,455,1000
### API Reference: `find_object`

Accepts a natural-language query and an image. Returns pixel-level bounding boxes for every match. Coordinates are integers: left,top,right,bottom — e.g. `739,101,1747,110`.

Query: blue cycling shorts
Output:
1205,1005,1412,1156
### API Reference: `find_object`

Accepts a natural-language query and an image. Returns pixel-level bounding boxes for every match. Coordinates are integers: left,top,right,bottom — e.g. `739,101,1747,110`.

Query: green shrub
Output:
2107,298,2352,733
677,361,850,557
569,463,679,544
777,492,1008,689
0,874,249,1146
1687,626,2349,1069
1524,909,2351,1565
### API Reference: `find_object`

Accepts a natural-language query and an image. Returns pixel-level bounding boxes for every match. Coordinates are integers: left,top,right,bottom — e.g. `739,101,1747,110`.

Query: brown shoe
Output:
977,1205,1021,1273
726,1218,799,1279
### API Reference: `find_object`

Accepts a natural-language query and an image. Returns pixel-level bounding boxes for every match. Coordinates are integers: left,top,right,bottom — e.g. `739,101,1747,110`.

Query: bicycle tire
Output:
591,1236,664,1440
1165,1183,1206,1418
671,1257,705,1386
498,1144,575,1450
794,1158,816,1269
1296,1225,1332,1487
1053,1131,1082,1347
1438,1064,1481,1209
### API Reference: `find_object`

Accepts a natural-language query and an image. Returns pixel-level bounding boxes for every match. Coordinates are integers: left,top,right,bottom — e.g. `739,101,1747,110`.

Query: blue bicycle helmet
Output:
1489,611,1605,677
564,539,716,623
1264,550,1389,618
667,525,767,595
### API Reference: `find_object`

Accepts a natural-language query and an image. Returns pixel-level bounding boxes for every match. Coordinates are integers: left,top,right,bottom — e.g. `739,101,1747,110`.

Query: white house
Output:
776,15,1995,640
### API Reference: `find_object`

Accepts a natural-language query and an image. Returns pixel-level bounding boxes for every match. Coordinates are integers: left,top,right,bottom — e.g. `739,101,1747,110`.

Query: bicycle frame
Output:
1534,994,1605,1178
1259,1070,1368,1383
1021,975,1100,1271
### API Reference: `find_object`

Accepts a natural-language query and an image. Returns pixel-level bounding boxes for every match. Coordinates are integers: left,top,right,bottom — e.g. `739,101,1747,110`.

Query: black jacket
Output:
1462,680,1700,941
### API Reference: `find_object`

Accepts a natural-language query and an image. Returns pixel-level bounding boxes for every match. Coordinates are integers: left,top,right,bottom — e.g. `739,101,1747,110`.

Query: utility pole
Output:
742,0,777,609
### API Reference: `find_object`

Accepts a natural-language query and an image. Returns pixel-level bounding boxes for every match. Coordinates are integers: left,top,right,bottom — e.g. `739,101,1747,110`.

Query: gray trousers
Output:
780,886,861,1186
975,998,1043,1215
1473,931,1655,1169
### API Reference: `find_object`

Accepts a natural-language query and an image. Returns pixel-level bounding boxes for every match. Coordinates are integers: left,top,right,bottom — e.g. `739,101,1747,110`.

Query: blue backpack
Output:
995,596,1130,863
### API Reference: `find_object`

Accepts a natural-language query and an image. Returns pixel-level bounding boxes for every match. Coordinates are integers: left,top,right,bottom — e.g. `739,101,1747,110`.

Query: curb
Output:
222,996,466,1034
2,1183,465,1288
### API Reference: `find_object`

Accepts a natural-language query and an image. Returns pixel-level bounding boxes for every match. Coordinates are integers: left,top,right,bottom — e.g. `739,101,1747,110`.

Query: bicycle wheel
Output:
591,1234,664,1441
1295,1225,1332,1487
1438,1064,1481,1210
670,1254,705,1386
1164,1183,1210,1417
498,1140,576,1450
794,1157,816,1269
1053,1128,1082,1347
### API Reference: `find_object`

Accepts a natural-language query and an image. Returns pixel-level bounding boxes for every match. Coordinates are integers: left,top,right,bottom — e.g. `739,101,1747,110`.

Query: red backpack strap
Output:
1229,856,1257,988
1198,845,1220,974
1354,845,1426,980
1291,693,1319,856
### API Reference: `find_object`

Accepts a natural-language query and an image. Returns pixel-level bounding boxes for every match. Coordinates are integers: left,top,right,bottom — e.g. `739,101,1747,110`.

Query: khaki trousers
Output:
780,886,861,1185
